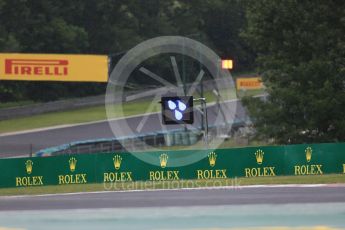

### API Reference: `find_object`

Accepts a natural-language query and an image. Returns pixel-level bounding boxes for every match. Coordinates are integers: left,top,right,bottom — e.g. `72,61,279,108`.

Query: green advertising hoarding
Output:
0,142,344,188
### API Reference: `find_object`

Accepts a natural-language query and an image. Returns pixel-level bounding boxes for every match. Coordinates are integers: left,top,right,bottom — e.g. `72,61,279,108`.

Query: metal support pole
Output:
29,144,33,158
203,99,209,147
200,79,204,131
194,97,208,147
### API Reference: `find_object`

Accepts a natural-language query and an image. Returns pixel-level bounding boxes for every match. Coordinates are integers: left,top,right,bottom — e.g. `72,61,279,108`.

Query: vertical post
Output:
182,48,188,132
194,97,208,148
202,99,209,147
29,144,33,158
200,79,204,131
182,43,187,96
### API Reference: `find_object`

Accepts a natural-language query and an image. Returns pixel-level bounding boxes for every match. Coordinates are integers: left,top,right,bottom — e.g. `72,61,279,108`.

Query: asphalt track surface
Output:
1,186,345,229
1,185,345,211
0,100,247,157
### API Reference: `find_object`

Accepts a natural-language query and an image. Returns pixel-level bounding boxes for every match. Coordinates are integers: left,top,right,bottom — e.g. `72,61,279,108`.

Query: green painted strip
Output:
0,142,344,188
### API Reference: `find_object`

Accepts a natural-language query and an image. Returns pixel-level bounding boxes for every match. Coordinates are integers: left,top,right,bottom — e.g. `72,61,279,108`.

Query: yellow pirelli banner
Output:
236,77,263,90
0,53,108,82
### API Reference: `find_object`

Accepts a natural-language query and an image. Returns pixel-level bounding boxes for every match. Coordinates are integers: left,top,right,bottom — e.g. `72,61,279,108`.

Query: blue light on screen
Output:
167,100,187,120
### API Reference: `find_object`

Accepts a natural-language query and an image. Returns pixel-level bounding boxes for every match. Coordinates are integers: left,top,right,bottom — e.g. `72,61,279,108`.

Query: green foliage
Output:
198,0,255,70
242,0,345,144
0,0,254,102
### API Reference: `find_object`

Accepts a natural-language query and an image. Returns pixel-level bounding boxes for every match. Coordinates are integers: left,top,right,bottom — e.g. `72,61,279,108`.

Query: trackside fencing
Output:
0,142,344,188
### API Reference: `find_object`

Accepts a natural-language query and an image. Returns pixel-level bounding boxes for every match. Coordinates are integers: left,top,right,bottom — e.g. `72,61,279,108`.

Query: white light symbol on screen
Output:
168,100,186,121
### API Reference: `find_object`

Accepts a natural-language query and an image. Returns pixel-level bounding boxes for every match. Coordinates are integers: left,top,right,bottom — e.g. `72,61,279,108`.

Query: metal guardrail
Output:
35,120,248,157
35,130,203,157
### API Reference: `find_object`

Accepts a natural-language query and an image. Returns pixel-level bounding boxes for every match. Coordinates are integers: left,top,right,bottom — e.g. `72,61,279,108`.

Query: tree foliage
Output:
0,0,253,102
242,0,345,143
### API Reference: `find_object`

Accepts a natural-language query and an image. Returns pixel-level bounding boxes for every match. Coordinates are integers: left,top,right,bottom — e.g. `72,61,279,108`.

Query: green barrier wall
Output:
0,142,344,188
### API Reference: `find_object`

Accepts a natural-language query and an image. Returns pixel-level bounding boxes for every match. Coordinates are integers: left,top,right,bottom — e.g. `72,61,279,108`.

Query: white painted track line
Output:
1,183,344,199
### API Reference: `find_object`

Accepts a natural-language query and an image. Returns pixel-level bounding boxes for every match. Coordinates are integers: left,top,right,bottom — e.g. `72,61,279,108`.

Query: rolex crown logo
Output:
69,157,77,172
113,155,122,170
160,153,168,168
25,160,33,174
305,146,312,162
255,149,264,165
208,152,217,167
